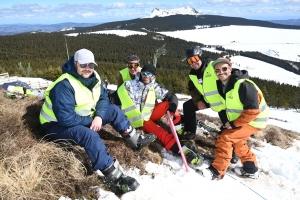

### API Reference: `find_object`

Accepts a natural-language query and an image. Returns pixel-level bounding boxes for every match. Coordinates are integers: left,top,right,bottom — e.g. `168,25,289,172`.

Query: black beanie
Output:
141,63,156,75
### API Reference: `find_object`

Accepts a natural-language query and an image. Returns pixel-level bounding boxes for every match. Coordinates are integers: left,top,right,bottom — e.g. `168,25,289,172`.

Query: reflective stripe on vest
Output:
224,79,269,129
189,62,225,112
117,83,155,128
39,72,101,125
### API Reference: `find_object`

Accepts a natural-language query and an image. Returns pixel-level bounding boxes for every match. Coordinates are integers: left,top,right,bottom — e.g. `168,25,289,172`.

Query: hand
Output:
196,101,206,110
225,122,232,129
90,116,102,132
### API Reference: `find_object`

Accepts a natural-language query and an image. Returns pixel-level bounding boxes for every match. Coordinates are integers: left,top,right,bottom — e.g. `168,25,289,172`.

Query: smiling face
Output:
187,55,203,70
127,59,140,76
214,62,232,85
141,71,155,85
74,61,94,78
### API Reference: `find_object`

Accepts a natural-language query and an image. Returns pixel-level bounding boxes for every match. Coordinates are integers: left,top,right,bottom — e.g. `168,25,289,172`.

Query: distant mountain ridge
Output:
269,19,300,26
68,14,300,34
1,6,300,36
0,22,100,36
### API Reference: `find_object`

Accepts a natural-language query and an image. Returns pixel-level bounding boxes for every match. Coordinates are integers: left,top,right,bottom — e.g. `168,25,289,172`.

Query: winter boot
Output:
175,124,196,141
121,126,156,151
233,166,259,179
200,166,220,180
100,159,140,195
231,151,239,164
181,142,210,170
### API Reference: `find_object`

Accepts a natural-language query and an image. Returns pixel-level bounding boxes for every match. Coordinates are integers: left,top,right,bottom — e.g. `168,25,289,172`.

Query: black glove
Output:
217,125,226,135
168,102,177,113
229,121,237,129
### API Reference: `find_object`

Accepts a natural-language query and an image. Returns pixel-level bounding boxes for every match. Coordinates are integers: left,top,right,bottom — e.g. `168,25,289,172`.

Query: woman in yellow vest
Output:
201,57,269,180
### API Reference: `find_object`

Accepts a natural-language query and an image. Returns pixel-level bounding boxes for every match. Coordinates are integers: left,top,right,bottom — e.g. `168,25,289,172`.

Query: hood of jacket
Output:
226,68,249,90
62,56,99,90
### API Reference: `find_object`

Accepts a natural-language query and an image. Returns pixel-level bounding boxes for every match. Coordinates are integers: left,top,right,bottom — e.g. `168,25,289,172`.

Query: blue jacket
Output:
47,56,109,127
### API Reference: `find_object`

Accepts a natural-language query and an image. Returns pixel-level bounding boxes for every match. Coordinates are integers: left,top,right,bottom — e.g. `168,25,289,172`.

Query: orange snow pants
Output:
142,101,180,150
212,125,261,178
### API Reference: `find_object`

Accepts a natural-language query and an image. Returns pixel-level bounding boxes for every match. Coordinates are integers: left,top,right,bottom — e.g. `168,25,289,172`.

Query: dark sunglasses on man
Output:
215,67,228,74
127,63,140,69
78,62,95,69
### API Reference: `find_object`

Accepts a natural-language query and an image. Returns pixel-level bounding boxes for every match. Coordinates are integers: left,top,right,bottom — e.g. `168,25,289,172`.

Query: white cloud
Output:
146,2,160,6
284,0,300,3
133,2,144,7
82,12,97,18
108,2,127,9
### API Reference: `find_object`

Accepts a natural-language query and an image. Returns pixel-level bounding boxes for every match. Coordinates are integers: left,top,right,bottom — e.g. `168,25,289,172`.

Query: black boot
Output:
231,150,239,164
101,159,140,195
176,127,196,141
121,126,156,151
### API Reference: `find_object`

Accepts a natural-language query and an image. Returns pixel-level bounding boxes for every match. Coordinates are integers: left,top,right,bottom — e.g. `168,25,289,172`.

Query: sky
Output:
5,25,300,199
1,0,300,24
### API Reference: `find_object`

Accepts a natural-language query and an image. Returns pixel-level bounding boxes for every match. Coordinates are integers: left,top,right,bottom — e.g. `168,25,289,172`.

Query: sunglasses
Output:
78,63,95,69
215,67,228,74
127,63,140,69
142,71,154,78
187,55,200,65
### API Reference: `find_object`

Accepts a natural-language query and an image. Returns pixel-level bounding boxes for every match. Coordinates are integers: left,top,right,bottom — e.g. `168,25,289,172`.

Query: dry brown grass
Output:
0,92,162,199
0,92,299,199
253,125,300,149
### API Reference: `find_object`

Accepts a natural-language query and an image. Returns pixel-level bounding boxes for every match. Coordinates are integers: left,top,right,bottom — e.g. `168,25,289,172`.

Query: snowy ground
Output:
69,84,299,200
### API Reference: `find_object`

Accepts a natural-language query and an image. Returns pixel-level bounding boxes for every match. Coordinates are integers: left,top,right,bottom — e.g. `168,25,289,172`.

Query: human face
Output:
214,63,232,84
187,55,202,70
75,61,94,78
141,71,155,85
127,60,140,76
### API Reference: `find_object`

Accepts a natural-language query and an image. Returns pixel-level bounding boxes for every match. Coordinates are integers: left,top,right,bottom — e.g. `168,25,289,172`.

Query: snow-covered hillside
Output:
159,25,300,62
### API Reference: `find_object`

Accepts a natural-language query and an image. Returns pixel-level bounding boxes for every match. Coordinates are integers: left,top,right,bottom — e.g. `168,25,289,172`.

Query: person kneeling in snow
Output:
200,57,270,180
117,63,204,168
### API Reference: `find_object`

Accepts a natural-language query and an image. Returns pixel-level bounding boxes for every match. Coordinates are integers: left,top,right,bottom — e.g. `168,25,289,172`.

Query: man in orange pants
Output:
200,57,269,180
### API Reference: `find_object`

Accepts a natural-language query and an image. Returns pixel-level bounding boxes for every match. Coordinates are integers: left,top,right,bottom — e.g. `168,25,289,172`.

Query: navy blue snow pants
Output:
183,99,199,133
41,104,131,171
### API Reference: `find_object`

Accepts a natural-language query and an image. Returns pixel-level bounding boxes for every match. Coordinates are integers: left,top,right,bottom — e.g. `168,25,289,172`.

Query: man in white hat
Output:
39,48,155,195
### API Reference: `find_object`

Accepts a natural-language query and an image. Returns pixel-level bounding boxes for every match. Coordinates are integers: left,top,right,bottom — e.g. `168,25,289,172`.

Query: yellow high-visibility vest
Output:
189,62,225,112
119,67,141,82
39,72,101,125
117,83,155,128
12,86,33,96
224,79,269,129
